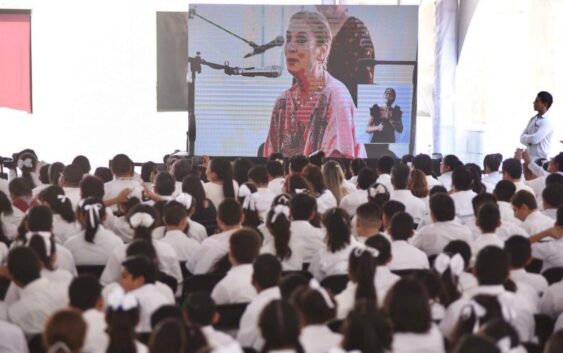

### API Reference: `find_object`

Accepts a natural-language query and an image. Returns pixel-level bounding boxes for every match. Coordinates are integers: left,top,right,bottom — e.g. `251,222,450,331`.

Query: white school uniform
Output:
203,325,239,349
253,187,276,220
4,268,73,307
0,242,8,264
342,180,356,195
203,181,239,211
426,175,443,188
188,218,208,243
316,189,338,215
260,230,305,271
62,186,81,210
510,268,549,297
532,239,563,271
539,280,563,319
160,229,201,261
268,177,285,195
0,207,24,241
521,210,555,237
102,281,175,308
104,177,144,211
438,171,453,191
211,264,257,305
82,309,108,353
300,325,343,353
450,190,477,225
376,173,394,193
237,286,281,350
472,232,504,257
543,208,557,221
7,277,69,334
290,221,325,264
555,312,563,332
110,216,135,243
309,241,358,281
389,189,427,225
93,340,148,353
339,189,368,217
483,171,501,190
374,265,401,306
54,243,78,276
64,226,124,266
497,201,522,225
393,324,445,353
189,228,238,274
51,214,82,244
410,220,473,256
459,272,479,294
0,320,28,353
513,181,536,196
335,281,356,319
388,240,430,271
129,283,174,332
467,221,528,242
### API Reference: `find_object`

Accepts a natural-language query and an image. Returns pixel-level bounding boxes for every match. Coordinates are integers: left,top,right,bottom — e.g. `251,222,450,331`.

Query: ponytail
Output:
27,233,56,271
210,158,235,199
0,191,13,244
40,186,76,223
18,153,37,189
267,206,292,261
106,308,139,353
349,247,377,302
79,198,105,243
128,204,158,242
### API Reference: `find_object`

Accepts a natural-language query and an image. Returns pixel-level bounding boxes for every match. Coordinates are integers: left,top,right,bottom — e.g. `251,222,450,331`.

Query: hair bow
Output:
309,278,335,309
17,158,33,169
434,253,465,277
129,212,155,229
175,192,193,209
368,183,388,198
271,204,290,223
496,336,520,353
242,194,257,212
48,342,72,353
353,246,379,258
83,203,102,228
25,231,53,256
461,300,487,333
238,184,253,199
56,194,68,204
107,287,138,311
294,188,306,194
210,342,244,353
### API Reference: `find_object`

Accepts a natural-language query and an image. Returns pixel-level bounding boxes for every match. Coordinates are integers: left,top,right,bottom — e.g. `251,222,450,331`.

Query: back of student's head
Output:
543,183,563,208
357,167,378,190
163,200,188,227
78,198,106,243
322,208,351,252
172,159,193,182
128,204,158,241
452,166,473,191
389,212,413,241
266,160,284,179
356,202,382,230
27,205,53,232
17,152,38,188
504,235,531,269
377,156,395,174
140,161,157,183
471,193,497,216
430,193,455,221
39,164,50,184
289,155,309,173
248,165,269,186
49,162,65,185
111,154,133,176
69,274,102,311
453,294,504,343
105,298,141,353
126,239,158,264
279,273,309,299
477,202,500,233
408,169,429,198
209,157,235,198
94,167,113,183
502,158,522,180
443,240,472,269
365,235,392,266
150,305,184,330
546,171,563,186
510,190,537,210
122,255,157,284
287,175,312,196
349,247,377,302
443,154,462,171
72,155,91,175
229,228,260,264
9,177,32,197
384,278,431,333
27,233,56,270
391,164,410,189
233,158,253,186
7,246,41,286
475,246,509,285
80,175,105,199
412,154,432,176
290,193,316,221
492,180,515,203
62,164,83,187
382,200,405,223
452,335,500,353
483,153,502,172
480,319,520,352
43,309,87,353
291,285,336,324
253,254,282,289
154,171,176,196
545,330,563,353
342,300,392,353
259,300,302,352
303,165,326,194
40,185,75,223
429,185,448,196
149,318,187,353
350,158,366,176
217,198,243,226
183,292,216,326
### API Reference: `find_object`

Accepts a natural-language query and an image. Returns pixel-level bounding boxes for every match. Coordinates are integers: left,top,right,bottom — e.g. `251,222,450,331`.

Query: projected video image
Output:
188,4,418,158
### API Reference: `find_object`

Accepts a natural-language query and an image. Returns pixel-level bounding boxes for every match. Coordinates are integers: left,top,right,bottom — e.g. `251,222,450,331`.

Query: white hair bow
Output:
25,231,53,256
83,203,102,227
353,246,379,258
107,287,138,311
294,188,306,194
56,194,68,204
129,212,155,228
48,342,71,353
175,192,193,209
461,300,487,333
242,194,257,212
309,278,335,309
17,158,33,169
271,204,290,223
434,253,465,277
238,184,253,198
210,342,244,353
368,183,388,198
496,337,519,353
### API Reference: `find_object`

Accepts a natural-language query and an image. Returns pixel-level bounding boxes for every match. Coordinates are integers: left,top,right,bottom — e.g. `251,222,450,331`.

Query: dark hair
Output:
43,309,87,353
17,152,37,188
552,152,563,173
9,177,32,197
351,158,366,175
502,158,522,180
367,182,390,207
94,167,113,183
289,155,309,173
290,193,316,221
342,300,392,353
357,167,378,190
266,206,292,261
322,208,351,253
163,200,188,227
266,160,284,178
105,305,140,353
184,292,216,326
452,334,500,353
452,295,504,345
471,193,497,216
27,205,53,232
384,278,431,333
542,183,563,208
443,155,462,170
365,235,392,265
349,247,377,302
0,191,13,243
72,155,91,174
27,233,56,271
230,228,260,264
430,193,455,221
412,154,432,175
61,164,83,187
466,163,487,194
248,165,269,185
287,175,312,195
377,156,394,174
233,158,253,186
210,158,235,199
150,306,184,330
182,175,206,210
80,175,105,199
49,162,65,185
546,172,563,186
39,164,50,184
545,330,563,353
408,169,429,198
401,154,414,165
126,239,158,262
443,240,472,269
537,91,553,109
475,247,509,285
417,267,460,307
254,254,282,289
504,235,531,269
511,190,537,210
292,286,336,324
217,198,242,226
122,255,157,284
356,202,382,230
69,274,102,311
128,204,158,242
78,198,106,243
279,273,309,299
477,202,500,233
391,164,410,189
452,166,473,191
303,165,326,195
389,212,413,240
259,300,303,353
429,185,448,196
493,180,515,202
172,159,193,183
382,200,406,223
141,162,157,183
111,154,133,176
558,204,563,226
149,318,187,353
483,153,502,172
481,319,520,351
7,246,41,286
40,186,76,223
308,150,325,167
154,171,176,196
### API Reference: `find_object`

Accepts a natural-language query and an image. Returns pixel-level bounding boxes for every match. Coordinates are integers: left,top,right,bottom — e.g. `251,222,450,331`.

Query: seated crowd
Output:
0,148,562,353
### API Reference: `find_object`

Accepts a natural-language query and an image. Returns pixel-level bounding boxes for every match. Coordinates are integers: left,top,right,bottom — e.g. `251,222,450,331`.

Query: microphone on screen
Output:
244,36,285,58
229,65,282,78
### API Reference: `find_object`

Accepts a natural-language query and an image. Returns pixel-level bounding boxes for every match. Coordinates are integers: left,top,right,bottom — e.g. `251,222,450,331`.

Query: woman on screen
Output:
263,11,361,159
366,88,403,143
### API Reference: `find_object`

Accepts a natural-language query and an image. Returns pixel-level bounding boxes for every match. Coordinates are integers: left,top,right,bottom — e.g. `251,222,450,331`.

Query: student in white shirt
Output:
375,156,395,193
431,253,465,316
340,167,378,216
389,164,426,226
365,235,401,305
43,309,87,353
64,198,124,266
171,158,192,196
289,193,325,265
504,235,548,296
184,293,240,349
293,282,341,353
238,254,283,350
108,197,139,243
493,180,523,225
411,193,473,256
204,158,239,211
266,160,285,195
309,208,358,280
408,169,430,206
68,274,108,353
261,204,304,271
413,154,443,188
438,155,462,191
482,153,503,192
143,170,177,205
248,165,277,220
104,154,144,212
304,165,337,215
80,175,119,232
502,158,535,196
381,200,406,240
512,190,555,236
354,202,384,243
442,240,478,293
39,185,81,244
449,166,477,225
59,164,83,210
528,206,563,272
542,183,562,220
160,200,200,261
385,278,446,353
258,300,302,353
0,190,25,241
323,160,351,205
387,212,429,271
182,174,218,236
472,203,504,257
0,320,28,353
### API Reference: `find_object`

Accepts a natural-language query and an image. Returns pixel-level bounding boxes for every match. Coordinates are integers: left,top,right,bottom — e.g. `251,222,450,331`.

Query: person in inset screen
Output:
263,11,360,159
366,88,403,143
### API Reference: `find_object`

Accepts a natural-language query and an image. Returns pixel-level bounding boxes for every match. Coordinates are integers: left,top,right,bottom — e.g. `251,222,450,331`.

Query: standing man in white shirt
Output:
520,91,554,162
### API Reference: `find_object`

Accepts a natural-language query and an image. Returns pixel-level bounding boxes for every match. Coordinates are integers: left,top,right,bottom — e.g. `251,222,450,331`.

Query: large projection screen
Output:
187,5,418,158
